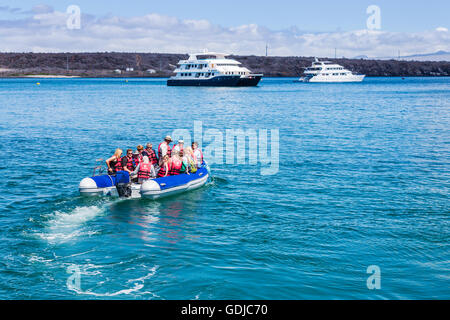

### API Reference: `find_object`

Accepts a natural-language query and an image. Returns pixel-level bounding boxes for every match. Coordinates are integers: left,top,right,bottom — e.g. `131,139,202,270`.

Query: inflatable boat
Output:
79,165,209,200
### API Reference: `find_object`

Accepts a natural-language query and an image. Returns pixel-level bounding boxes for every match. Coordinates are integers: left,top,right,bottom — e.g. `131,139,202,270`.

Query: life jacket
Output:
114,156,123,172
125,156,134,171
158,142,171,159
145,149,158,165
194,149,204,164
169,158,182,175
138,163,152,180
133,155,142,168
157,162,170,178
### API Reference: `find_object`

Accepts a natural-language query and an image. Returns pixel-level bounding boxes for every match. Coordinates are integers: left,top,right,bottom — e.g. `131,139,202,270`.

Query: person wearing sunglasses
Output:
142,143,158,166
121,149,135,174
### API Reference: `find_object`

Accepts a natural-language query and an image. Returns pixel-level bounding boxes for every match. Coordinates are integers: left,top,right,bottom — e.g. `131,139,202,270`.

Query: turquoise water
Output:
0,77,448,299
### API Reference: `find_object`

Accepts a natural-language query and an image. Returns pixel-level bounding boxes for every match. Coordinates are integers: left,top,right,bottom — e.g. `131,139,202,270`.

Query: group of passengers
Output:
105,136,204,184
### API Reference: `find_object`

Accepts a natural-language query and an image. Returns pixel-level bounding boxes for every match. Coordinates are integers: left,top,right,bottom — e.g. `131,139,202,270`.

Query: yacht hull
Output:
237,74,263,86
301,74,365,83
167,75,241,86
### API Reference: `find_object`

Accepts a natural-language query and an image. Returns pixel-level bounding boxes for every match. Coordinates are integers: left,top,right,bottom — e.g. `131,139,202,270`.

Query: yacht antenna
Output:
265,43,268,57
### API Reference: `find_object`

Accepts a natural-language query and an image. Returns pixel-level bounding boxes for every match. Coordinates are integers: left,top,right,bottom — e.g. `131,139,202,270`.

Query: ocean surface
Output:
0,77,448,299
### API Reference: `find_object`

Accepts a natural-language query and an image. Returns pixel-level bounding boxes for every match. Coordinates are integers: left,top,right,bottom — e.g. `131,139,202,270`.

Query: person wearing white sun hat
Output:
172,139,184,154
158,135,173,166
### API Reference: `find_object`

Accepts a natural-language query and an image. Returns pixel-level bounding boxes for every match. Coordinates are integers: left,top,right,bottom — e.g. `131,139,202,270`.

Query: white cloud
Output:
183,19,212,31
0,8,448,58
31,4,54,14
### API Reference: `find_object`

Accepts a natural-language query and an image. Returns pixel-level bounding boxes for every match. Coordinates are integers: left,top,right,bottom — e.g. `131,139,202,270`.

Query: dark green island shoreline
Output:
1,52,449,78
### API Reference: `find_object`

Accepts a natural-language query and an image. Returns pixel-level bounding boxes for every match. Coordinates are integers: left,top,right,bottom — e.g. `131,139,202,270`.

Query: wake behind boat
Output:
299,58,365,83
167,52,263,87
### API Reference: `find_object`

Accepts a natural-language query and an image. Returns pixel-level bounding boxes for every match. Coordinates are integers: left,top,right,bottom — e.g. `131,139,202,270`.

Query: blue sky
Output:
0,1,449,56
2,0,449,32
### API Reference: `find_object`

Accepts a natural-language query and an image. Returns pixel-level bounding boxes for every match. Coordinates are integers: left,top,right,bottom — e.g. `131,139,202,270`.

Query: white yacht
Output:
299,58,365,82
167,52,263,86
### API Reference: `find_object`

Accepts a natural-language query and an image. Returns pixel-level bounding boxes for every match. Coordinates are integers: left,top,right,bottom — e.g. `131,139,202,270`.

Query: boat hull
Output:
141,168,209,199
300,74,365,83
79,167,209,199
167,75,241,86
237,74,263,86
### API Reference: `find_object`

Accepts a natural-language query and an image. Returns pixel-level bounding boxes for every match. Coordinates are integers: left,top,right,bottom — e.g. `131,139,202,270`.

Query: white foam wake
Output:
36,205,105,244
68,265,159,298
50,206,103,226
107,283,150,297
70,283,145,297
127,266,158,283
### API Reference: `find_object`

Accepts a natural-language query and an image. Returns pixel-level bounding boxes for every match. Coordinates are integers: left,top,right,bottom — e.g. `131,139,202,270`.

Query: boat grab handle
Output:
107,175,114,186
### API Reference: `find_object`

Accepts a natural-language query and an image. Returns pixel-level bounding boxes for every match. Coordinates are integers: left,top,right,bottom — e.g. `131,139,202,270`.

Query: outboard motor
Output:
115,171,131,198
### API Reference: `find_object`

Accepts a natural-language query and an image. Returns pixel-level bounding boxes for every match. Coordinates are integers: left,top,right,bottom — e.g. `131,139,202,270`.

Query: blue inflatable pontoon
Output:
79,166,209,199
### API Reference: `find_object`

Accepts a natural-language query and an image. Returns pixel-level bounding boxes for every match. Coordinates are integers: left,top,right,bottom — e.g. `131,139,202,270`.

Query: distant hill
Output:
352,55,369,60
399,51,450,62
0,52,449,77
376,51,450,62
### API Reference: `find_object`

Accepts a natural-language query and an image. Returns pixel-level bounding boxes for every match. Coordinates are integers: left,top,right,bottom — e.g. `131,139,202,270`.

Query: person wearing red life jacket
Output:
158,136,172,166
132,150,142,168
143,143,158,166
131,156,156,183
121,149,135,174
169,151,183,175
192,142,204,166
157,155,171,178
106,148,123,174
136,145,145,161
172,140,184,154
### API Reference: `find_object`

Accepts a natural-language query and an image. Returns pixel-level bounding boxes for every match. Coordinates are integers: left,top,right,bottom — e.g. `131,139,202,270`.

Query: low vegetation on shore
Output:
0,52,449,77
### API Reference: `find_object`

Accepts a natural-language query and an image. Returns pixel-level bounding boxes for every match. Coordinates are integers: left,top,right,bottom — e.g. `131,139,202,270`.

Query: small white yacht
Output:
167,52,263,86
299,58,365,82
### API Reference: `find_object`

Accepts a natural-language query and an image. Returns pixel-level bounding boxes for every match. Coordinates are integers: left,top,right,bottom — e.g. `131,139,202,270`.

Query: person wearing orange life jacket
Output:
192,142,204,166
130,156,156,183
158,135,172,166
106,148,123,174
169,151,183,175
172,140,184,154
157,154,171,178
